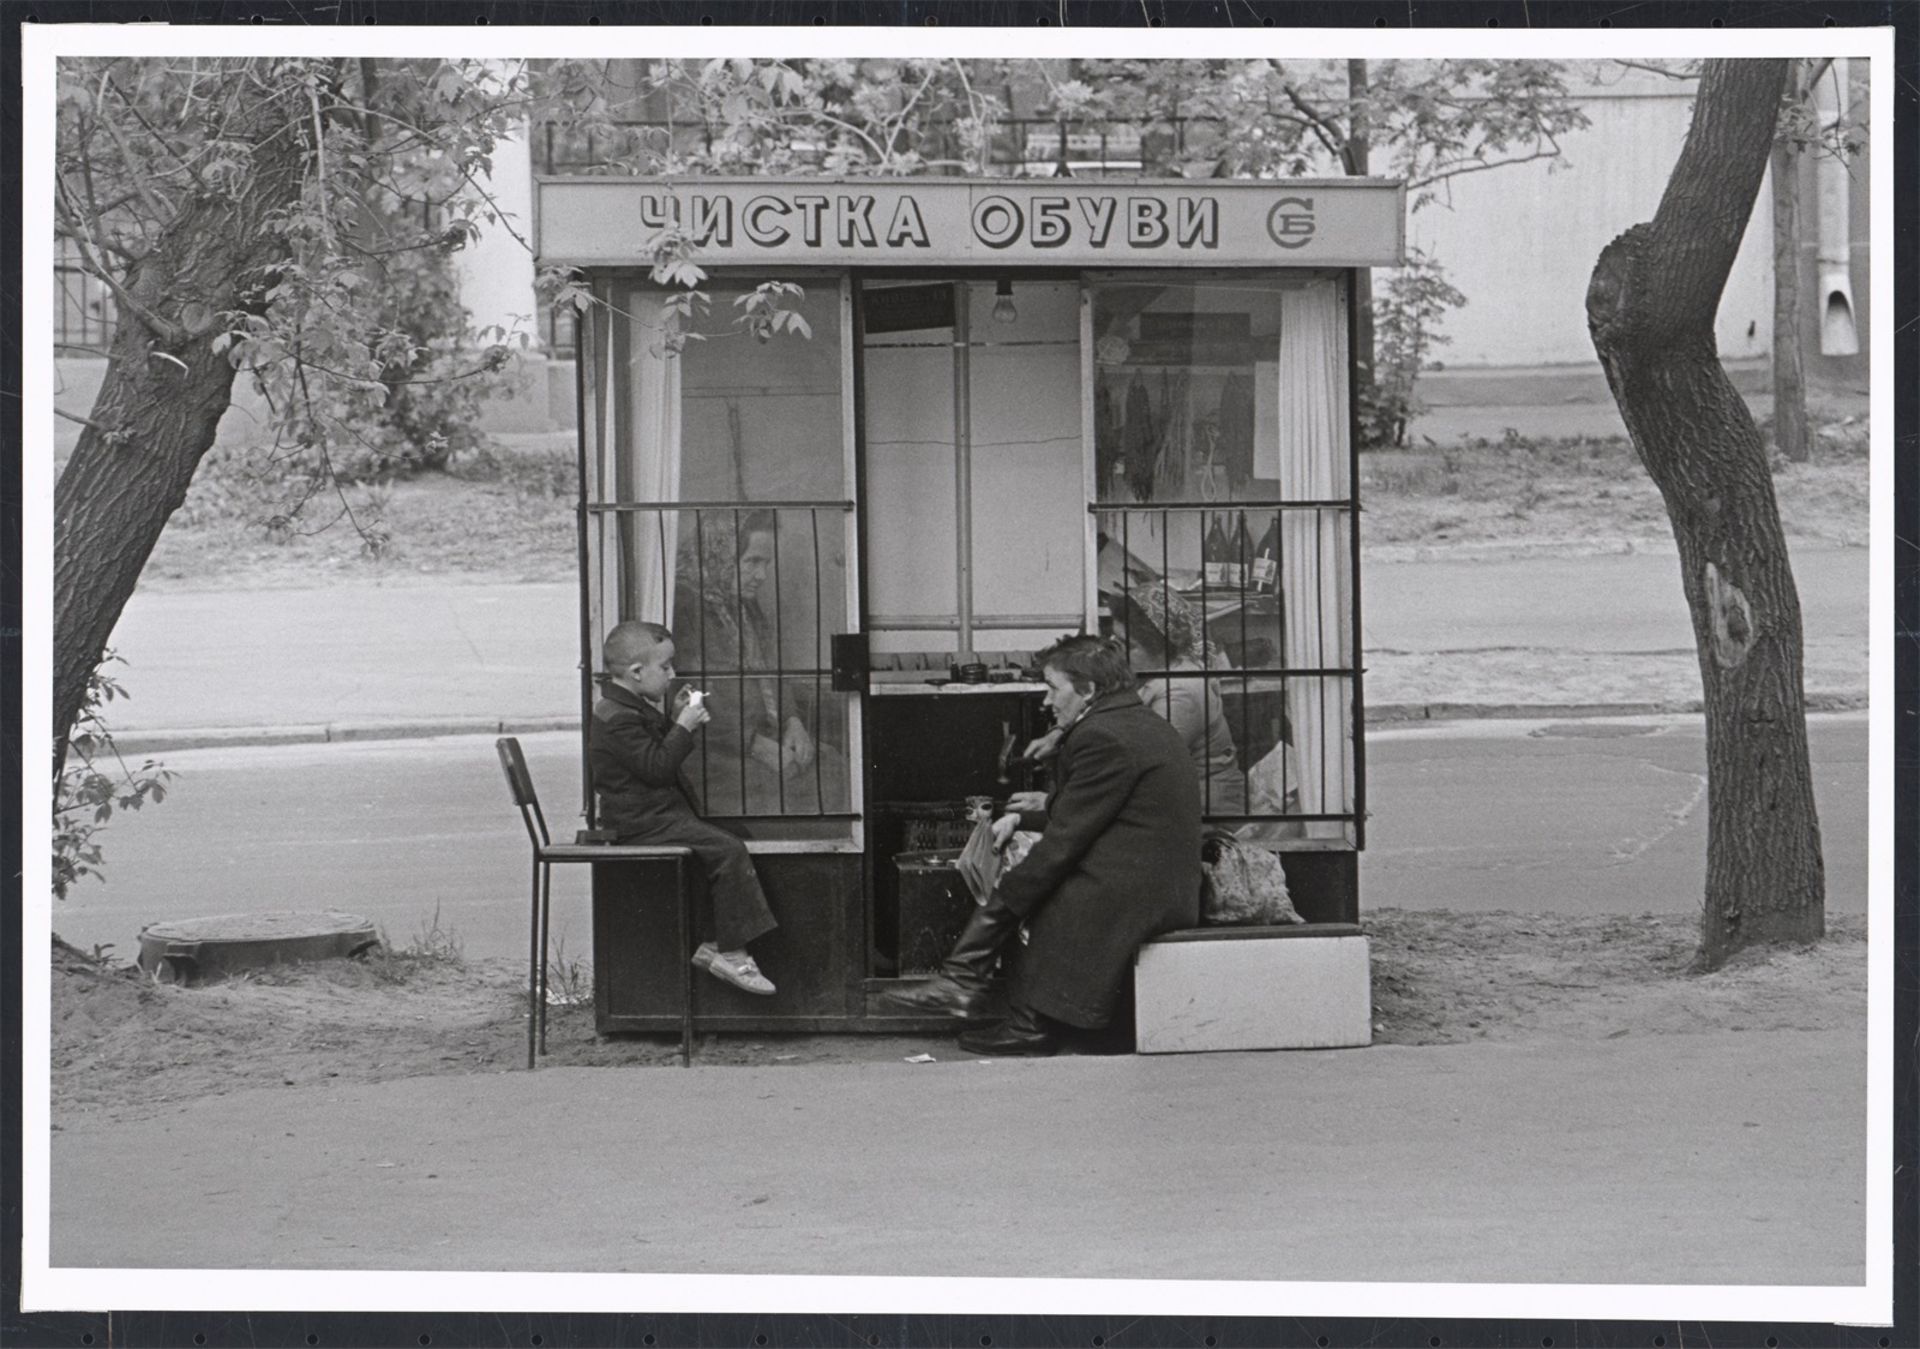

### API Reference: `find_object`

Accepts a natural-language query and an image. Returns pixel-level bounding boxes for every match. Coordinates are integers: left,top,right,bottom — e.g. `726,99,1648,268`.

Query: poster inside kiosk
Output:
534,177,1406,268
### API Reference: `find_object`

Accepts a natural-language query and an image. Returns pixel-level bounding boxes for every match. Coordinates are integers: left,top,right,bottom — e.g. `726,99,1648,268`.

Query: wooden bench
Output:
1134,922,1371,1054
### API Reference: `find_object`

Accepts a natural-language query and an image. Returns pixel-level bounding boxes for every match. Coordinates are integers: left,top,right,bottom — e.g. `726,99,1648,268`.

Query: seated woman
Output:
672,509,848,818
883,635,1204,1056
1120,587,1249,818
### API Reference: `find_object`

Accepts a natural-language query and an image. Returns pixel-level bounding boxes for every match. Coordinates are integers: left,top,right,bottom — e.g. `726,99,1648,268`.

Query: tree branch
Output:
1411,137,1566,190
284,350,506,390
1280,83,1346,163
54,405,126,440
52,186,183,345
1610,59,1700,83
104,70,213,195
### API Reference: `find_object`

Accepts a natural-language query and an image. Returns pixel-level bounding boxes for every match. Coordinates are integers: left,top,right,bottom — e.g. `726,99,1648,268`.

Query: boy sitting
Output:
590,620,778,995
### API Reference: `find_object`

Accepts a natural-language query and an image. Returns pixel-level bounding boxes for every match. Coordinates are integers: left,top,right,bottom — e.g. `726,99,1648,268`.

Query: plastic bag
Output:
955,814,1042,906
1200,830,1304,926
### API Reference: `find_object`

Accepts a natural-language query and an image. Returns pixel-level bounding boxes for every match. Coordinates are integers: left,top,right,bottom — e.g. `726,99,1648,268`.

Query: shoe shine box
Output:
892,850,976,976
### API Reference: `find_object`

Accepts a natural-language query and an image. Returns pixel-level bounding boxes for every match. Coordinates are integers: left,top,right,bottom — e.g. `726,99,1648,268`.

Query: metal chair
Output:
495,736,695,1068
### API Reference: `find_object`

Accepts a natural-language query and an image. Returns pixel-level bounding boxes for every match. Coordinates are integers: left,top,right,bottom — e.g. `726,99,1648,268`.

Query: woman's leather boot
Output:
957,1001,1058,1057
880,891,1023,1018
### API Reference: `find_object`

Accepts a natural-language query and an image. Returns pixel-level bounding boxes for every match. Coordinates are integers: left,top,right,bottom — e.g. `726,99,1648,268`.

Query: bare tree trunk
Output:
52,74,312,786
1345,59,1376,412
1587,59,1824,970
1770,63,1811,464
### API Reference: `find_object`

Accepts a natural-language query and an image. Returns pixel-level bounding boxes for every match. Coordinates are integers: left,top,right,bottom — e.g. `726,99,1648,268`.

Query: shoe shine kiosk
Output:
533,175,1403,1038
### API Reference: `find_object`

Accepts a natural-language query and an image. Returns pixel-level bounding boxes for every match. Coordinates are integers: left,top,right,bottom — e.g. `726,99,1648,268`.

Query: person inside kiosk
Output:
883,634,1203,1056
589,620,781,996
673,509,849,816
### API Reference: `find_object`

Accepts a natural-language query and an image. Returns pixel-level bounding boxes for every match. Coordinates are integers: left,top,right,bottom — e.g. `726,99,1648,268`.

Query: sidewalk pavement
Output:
100,544,1870,754
49,1026,1865,1289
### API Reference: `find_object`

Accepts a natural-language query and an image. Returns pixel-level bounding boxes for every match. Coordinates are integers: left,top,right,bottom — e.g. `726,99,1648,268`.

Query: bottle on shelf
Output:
1228,512,1253,591
1251,513,1280,592
1202,515,1231,586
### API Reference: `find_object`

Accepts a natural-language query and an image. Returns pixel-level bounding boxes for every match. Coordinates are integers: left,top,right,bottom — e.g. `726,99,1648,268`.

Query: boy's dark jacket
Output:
590,682,701,839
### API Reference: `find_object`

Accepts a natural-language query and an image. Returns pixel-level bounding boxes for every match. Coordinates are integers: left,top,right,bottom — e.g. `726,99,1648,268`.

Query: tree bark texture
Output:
1586,59,1824,969
53,72,314,784
1344,60,1377,409
1770,63,1811,463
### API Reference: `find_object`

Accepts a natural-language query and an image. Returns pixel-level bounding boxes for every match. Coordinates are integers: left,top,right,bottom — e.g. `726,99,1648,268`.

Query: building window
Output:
55,238,114,352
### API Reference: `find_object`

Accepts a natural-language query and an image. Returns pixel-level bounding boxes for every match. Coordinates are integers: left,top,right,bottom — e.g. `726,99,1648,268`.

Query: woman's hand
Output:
750,733,785,773
781,716,816,773
1022,728,1064,762
990,813,1021,848
1005,790,1048,816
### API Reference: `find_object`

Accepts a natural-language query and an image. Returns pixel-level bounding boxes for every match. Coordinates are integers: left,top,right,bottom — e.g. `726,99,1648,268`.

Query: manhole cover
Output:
137,910,379,983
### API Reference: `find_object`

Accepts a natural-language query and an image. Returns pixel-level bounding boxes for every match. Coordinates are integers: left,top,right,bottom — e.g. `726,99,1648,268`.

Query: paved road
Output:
100,545,1868,731
48,715,1870,968
51,1027,1866,1289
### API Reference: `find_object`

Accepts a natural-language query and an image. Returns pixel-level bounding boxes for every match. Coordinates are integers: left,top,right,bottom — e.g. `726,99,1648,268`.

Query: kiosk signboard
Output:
534,176,1405,269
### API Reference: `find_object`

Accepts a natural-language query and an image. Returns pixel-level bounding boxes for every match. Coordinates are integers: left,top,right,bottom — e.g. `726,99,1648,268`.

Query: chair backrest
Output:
496,737,549,848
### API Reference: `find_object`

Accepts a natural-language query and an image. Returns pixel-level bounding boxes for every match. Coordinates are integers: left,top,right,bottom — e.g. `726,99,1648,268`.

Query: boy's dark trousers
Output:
615,811,777,950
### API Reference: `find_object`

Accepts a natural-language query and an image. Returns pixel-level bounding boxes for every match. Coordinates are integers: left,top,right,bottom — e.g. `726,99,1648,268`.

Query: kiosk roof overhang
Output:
534,175,1405,270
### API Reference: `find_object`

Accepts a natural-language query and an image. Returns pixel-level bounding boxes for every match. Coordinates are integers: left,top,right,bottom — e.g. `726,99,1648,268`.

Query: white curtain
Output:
585,290,616,673
627,291,683,627
1276,281,1355,840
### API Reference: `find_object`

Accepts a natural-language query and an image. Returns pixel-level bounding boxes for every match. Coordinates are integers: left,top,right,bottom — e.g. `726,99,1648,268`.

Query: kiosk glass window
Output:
584,276,855,833
1092,274,1356,840
860,279,1085,659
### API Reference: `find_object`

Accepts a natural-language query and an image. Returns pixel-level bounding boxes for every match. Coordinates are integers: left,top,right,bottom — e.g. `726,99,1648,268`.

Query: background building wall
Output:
1407,67,1772,371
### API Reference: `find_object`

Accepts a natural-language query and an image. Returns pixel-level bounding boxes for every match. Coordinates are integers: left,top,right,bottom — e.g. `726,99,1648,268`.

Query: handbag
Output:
1200,829,1304,926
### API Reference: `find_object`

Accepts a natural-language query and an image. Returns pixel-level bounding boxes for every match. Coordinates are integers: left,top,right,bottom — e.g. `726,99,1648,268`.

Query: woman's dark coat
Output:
996,688,1204,1028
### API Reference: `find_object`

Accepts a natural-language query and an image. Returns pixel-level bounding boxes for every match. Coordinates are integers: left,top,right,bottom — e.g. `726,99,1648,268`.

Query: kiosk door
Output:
855,278,1085,975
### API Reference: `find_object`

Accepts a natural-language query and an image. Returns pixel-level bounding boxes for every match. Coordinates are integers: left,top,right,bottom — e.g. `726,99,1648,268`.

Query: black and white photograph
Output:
16,16,1901,1336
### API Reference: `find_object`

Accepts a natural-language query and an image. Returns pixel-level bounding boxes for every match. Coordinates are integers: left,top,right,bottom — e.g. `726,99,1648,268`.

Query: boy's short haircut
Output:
1038,634,1134,698
604,619,674,672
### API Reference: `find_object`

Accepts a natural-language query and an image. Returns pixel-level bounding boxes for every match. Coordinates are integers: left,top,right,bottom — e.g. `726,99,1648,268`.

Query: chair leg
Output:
538,865,553,1056
527,857,542,1071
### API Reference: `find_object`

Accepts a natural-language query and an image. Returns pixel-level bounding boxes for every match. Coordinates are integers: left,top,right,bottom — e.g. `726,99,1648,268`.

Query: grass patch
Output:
359,905,467,987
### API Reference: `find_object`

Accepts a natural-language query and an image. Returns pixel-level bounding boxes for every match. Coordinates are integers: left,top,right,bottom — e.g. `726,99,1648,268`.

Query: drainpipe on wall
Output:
1812,58,1859,357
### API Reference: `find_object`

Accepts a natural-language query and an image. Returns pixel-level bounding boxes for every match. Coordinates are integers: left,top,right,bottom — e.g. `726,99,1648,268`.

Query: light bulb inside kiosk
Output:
992,277,1017,325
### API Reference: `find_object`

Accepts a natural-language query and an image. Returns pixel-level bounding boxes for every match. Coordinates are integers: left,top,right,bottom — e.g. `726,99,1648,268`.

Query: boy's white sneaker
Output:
692,942,776,995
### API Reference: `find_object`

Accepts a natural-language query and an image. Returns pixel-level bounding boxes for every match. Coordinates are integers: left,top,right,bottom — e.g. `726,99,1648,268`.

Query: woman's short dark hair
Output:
737,508,778,551
1038,634,1134,699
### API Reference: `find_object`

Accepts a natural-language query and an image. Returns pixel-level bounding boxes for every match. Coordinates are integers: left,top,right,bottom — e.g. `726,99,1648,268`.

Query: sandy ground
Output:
51,910,1867,1129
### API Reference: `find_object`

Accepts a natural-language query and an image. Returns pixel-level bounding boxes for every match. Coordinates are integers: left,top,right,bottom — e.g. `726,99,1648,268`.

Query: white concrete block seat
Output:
1134,922,1372,1054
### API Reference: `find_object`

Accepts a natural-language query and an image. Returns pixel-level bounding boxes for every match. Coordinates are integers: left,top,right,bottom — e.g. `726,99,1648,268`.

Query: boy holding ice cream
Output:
590,619,779,994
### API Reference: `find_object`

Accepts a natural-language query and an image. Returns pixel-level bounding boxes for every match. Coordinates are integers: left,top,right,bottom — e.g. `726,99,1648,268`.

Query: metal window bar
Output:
1097,502,1355,829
